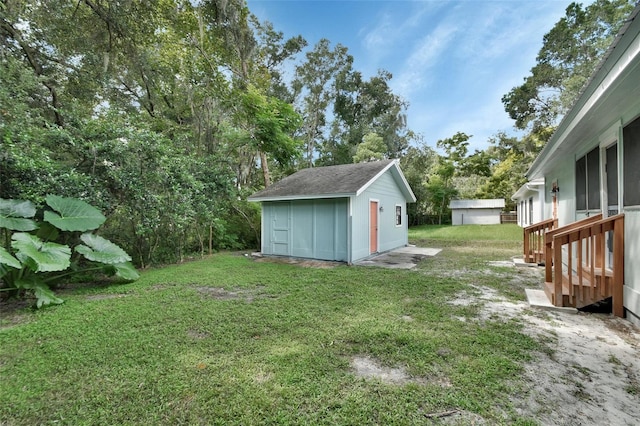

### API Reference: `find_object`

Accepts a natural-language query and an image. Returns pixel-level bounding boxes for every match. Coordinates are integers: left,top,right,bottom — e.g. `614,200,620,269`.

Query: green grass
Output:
1,225,544,425
409,223,523,241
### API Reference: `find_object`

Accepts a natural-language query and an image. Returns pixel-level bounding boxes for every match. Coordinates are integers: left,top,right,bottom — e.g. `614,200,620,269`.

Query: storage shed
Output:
248,159,416,263
449,199,505,225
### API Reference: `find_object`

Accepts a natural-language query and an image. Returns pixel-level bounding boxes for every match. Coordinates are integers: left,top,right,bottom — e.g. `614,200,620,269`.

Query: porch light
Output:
379,205,384,212
550,184,560,193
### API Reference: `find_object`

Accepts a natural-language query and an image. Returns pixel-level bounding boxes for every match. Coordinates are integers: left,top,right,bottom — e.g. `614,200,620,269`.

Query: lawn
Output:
0,224,544,425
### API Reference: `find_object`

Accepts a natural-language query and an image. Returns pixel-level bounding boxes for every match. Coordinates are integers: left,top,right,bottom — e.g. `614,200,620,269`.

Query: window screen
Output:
395,205,402,226
576,156,587,210
624,116,640,206
586,147,600,210
606,144,618,207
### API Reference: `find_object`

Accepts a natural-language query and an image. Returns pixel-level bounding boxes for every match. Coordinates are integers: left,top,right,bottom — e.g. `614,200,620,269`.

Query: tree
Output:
502,0,635,132
399,142,437,225
327,69,411,165
353,133,386,163
292,39,353,167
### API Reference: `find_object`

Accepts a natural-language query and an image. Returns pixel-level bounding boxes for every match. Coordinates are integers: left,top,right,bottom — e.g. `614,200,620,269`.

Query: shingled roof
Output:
248,159,415,202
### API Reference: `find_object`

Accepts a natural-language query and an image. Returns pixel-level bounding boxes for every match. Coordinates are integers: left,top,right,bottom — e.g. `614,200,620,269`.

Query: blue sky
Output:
247,0,576,152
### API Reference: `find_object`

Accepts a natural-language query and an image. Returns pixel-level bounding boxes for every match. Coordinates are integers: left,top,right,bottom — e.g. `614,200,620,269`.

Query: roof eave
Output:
248,193,354,202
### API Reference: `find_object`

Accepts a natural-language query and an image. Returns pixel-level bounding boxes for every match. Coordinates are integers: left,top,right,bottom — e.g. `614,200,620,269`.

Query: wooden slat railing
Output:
523,218,557,264
545,214,624,317
544,214,602,282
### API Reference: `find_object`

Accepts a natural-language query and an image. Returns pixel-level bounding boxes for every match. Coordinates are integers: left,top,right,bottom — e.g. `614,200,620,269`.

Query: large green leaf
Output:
44,195,106,231
11,233,71,272
16,275,64,308
112,262,140,281
0,198,37,231
75,233,132,264
0,246,22,269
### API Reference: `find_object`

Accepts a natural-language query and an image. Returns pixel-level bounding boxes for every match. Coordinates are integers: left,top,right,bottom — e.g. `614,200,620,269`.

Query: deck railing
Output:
523,218,557,264
545,214,624,317
544,214,602,282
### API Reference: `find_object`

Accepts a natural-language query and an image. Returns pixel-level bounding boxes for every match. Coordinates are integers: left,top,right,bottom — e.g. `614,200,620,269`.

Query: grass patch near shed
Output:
1,227,546,425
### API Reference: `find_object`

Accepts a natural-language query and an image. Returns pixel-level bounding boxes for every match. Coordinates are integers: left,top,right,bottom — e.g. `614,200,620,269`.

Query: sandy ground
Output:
449,283,640,425
348,259,640,425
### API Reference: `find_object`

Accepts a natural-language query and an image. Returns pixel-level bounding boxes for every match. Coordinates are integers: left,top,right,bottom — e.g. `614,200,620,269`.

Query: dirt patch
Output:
450,285,640,425
252,255,342,269
350,356,451,388
195,286,274,303
0,298,33,330
187,329,210,339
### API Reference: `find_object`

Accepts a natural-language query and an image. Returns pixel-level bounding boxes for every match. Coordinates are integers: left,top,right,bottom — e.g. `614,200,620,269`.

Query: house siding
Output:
624,209,640,325
540,116,640,324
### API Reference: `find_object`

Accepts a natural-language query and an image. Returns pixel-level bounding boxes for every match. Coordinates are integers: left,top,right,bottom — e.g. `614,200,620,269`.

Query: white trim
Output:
248,193,353,202
599,121,620,146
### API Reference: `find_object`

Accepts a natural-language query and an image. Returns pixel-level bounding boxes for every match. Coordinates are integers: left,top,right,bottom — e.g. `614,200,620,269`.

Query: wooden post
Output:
545,234,553,283
553,235,563,306
523,228,529,262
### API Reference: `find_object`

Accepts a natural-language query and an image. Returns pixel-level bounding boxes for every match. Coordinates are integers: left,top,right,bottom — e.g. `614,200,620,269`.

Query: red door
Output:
370,201,378,254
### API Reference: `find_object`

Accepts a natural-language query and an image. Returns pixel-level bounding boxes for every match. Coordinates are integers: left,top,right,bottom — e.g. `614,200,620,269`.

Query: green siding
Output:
262,199,348,261
352,170,409,261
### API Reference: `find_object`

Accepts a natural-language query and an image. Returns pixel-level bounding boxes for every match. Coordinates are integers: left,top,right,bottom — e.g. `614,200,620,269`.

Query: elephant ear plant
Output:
0,195,139,308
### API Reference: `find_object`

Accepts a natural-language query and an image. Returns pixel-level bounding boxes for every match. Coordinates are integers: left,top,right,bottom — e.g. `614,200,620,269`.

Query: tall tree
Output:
502,0,635,133
327,69,410,165
292,39,353,167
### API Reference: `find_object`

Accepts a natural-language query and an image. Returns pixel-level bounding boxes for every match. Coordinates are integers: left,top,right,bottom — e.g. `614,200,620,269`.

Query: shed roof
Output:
248,159,416,202
449,199,505,209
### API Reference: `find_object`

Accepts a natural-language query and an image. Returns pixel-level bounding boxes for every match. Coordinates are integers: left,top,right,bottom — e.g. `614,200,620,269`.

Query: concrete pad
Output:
354,246,441,269
513,256,541,268
525,289,578,314
390,246,442,257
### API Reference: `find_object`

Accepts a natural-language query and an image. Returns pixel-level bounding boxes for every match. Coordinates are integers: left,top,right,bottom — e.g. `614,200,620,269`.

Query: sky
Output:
246,0,577,152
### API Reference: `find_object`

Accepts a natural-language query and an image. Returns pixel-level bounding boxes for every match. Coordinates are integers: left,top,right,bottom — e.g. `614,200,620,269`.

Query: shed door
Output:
369,201,378,254
271,202,290,255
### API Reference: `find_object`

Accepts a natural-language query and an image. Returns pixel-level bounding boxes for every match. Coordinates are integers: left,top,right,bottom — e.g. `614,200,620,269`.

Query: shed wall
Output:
261,199,348,261
352,170,409,261
451,208,502,225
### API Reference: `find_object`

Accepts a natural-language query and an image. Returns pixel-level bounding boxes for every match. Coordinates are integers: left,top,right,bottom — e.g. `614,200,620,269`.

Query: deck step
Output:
543,269,613,309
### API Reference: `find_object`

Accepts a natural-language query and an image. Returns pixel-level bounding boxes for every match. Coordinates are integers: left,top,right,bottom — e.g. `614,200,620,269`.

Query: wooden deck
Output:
539,214,625,317
523,218,557,264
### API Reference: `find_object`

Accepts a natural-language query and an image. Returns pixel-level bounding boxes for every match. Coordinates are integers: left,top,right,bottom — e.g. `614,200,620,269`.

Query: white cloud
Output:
393,22,459,97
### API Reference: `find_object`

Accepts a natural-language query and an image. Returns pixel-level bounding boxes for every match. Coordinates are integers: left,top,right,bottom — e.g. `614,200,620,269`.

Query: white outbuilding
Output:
449,199,505,226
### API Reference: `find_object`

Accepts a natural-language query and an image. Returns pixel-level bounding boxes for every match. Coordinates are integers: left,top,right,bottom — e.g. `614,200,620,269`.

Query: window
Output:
395,205,402,226
575,147,600,211
529,197,534,225
624,116,640,206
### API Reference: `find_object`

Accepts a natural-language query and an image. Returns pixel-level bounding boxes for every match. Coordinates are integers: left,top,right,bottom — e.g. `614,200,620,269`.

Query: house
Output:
512,178,545,227
521,4,640,323
448,199,505,226
248,159,416,263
